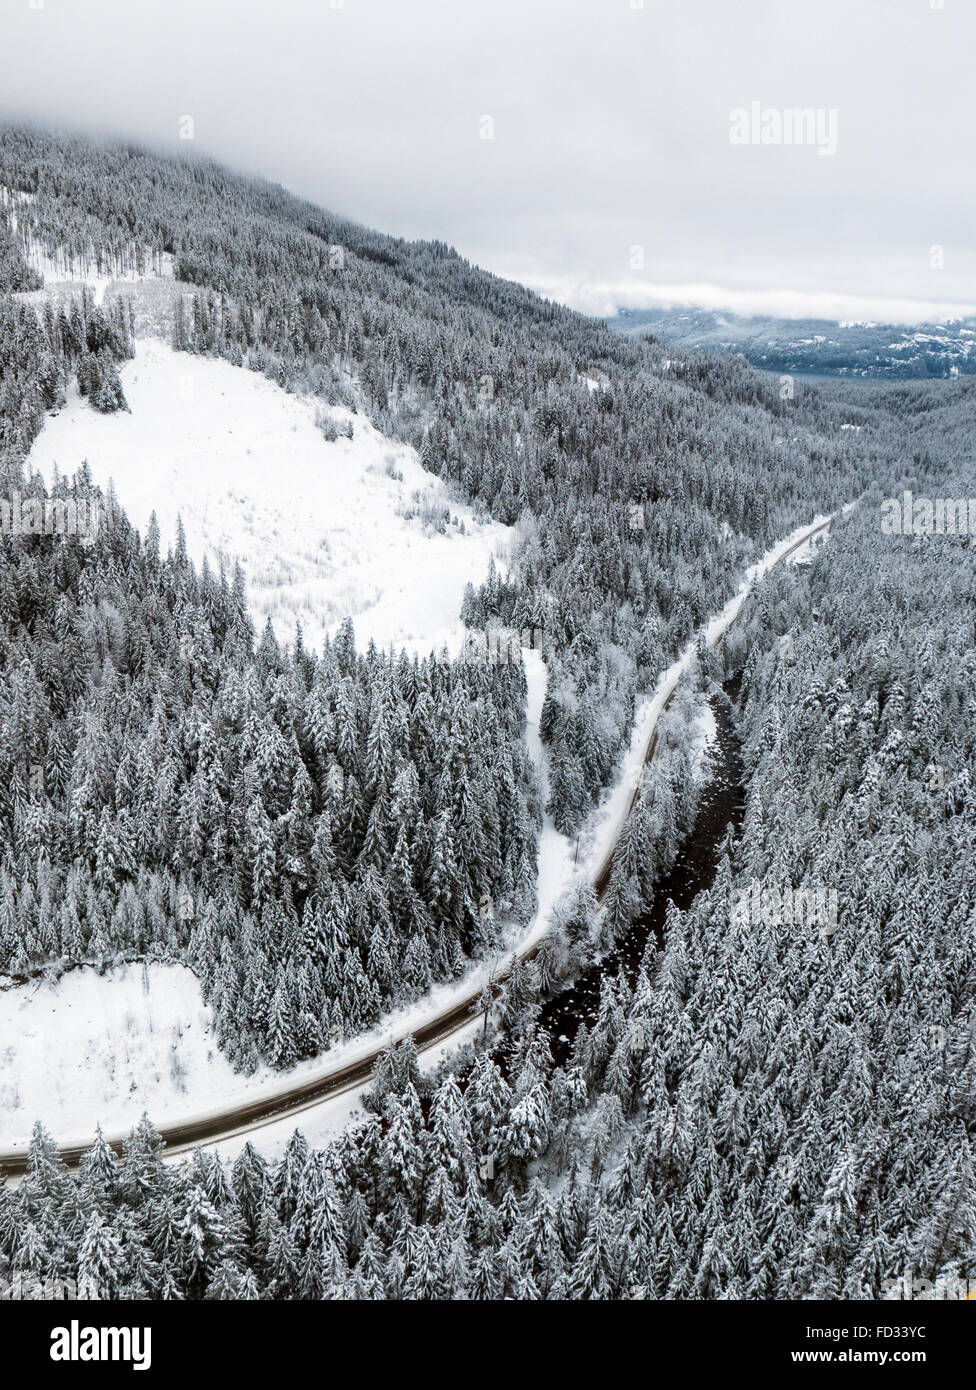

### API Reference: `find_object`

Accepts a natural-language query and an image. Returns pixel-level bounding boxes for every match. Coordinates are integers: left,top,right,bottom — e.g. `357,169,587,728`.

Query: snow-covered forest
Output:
0,125,884,833
7,467,975,1301
0,125,973,1305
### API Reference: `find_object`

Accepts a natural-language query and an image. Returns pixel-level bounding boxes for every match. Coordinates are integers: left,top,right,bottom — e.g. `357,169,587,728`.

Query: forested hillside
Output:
0,468,537,1070
5,434,975,1297
1,127,973,1303
0,124,886,831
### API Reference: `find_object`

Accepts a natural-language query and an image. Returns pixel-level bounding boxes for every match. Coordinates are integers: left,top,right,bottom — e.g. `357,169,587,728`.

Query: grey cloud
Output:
1,0,970,321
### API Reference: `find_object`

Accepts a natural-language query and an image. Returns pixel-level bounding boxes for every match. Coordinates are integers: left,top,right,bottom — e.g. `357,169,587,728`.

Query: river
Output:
533,681,745,1067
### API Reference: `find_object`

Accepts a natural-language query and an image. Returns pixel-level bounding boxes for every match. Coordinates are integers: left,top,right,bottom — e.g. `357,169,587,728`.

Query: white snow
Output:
580,369,610,392
26,339,512,657
0,958,387,1157
0,962,245,1147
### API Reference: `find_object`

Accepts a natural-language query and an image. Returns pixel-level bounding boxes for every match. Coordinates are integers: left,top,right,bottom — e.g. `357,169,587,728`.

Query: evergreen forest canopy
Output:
0,125,974,1301
4,482,976,1301
0,121,898,832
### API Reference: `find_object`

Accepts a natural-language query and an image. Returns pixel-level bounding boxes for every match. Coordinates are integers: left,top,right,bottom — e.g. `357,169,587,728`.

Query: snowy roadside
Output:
578,506,848,883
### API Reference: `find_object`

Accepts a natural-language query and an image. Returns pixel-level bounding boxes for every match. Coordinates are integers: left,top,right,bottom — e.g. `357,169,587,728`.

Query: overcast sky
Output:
2,0,972,323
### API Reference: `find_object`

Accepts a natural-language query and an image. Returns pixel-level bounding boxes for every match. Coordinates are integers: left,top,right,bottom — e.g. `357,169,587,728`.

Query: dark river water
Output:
533,683,746,1066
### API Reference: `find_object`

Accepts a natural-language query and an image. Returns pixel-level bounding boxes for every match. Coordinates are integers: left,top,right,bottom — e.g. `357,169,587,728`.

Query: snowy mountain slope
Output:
10,172,512,657
27,338,513,656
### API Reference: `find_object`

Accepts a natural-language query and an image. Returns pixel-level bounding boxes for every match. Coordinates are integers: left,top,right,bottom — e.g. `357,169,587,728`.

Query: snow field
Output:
27,339,513,657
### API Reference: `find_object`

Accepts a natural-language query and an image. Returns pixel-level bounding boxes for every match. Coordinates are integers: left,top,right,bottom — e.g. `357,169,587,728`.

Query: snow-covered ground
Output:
0,955,477,1154
27,340,512,656
0,962,243,1146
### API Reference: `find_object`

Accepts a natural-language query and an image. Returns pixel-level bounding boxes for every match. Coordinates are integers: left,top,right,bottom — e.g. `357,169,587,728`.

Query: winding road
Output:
0,512,838,1175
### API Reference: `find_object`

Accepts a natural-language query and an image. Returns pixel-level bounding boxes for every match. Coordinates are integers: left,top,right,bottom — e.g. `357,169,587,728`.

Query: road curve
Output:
0,513,838,1175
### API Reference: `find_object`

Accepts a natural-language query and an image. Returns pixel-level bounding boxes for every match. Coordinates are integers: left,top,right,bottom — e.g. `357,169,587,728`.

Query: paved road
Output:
0,514,837,1175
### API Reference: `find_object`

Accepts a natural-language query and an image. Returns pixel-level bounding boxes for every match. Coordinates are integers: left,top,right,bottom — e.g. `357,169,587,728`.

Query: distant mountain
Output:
606,304,976,379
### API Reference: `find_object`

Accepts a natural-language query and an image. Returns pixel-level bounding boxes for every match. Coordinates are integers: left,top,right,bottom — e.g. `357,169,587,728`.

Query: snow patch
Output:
27,339,513,657
0,963,244,1146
